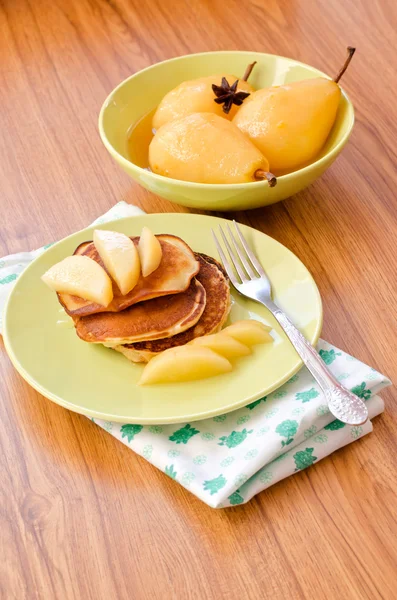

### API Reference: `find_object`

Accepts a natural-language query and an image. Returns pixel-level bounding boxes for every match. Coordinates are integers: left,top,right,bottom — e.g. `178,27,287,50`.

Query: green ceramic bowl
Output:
99,51,354,211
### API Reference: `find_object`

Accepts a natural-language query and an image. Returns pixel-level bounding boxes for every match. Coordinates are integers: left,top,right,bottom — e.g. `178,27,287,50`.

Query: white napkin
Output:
0,202,391,508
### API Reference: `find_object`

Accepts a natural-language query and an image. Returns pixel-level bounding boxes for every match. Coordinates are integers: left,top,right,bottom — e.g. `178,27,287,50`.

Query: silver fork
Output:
212,221,368,426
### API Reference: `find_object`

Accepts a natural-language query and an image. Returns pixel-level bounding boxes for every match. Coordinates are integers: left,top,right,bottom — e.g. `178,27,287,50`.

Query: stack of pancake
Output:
58,234,231,363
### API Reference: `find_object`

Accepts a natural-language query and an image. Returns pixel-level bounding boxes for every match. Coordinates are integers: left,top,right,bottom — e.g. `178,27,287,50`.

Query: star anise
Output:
212,77,251,114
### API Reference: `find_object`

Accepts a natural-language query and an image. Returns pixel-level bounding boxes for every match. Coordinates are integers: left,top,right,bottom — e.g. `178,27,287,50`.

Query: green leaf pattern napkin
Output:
0,202,391,508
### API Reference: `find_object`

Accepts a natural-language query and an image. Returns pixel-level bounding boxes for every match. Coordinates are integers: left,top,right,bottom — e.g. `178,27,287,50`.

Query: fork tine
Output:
219,225,248,283
226,223,256,279
233,220,267,278
211,230,239,287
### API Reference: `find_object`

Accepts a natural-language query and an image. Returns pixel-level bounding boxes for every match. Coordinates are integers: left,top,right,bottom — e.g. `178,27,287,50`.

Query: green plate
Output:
3,214,323,424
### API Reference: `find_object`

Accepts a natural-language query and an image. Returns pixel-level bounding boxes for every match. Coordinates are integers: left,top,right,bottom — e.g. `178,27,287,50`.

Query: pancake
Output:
58,234,199,317
115,253,230,363
74,278,206,345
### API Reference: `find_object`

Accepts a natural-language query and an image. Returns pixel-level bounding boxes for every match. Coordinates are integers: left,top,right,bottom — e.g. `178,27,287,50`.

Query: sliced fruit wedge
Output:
41,255,113,307
93,229,141,295
223,320,273,346
139,345,232,385
190,332,250,359
138,226,162,277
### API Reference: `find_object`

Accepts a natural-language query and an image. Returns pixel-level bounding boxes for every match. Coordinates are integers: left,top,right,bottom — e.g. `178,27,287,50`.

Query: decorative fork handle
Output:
263,299,368,425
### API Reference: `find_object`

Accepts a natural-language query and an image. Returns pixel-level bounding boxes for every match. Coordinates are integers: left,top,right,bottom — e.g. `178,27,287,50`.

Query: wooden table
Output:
1,0,396,597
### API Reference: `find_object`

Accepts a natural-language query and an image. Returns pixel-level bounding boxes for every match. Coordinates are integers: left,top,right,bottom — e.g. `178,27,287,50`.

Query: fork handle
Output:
263,300,368,425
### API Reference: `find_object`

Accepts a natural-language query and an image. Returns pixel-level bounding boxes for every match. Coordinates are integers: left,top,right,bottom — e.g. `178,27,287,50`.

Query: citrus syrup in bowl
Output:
127,109,156,169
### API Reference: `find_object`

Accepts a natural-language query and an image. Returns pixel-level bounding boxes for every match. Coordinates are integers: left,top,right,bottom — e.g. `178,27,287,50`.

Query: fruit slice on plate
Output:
139,345,232,385
41,255,113,307
138,226,163,277
190,332,250,359
223,320,273,346
93,229,140,295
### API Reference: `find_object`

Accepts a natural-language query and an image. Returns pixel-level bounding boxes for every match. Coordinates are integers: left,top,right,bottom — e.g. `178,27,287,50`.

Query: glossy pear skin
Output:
233,78,341,173
152,75,254,130
149,112,270,184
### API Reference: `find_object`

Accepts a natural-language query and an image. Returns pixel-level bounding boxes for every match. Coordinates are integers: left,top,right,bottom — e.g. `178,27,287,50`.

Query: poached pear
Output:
233,48,355,174
149,112,276,185
152,62,256,130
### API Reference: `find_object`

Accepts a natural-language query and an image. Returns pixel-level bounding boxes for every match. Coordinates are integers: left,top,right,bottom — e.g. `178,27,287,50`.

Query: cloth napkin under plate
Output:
0,202,391,508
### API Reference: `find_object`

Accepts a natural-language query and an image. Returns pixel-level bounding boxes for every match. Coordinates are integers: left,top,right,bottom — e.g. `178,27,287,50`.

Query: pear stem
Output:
242,61,257,82
255,169,277,187
334,47,356,83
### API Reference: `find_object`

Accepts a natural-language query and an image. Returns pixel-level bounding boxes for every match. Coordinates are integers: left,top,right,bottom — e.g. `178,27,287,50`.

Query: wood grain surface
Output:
1,0,397,598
